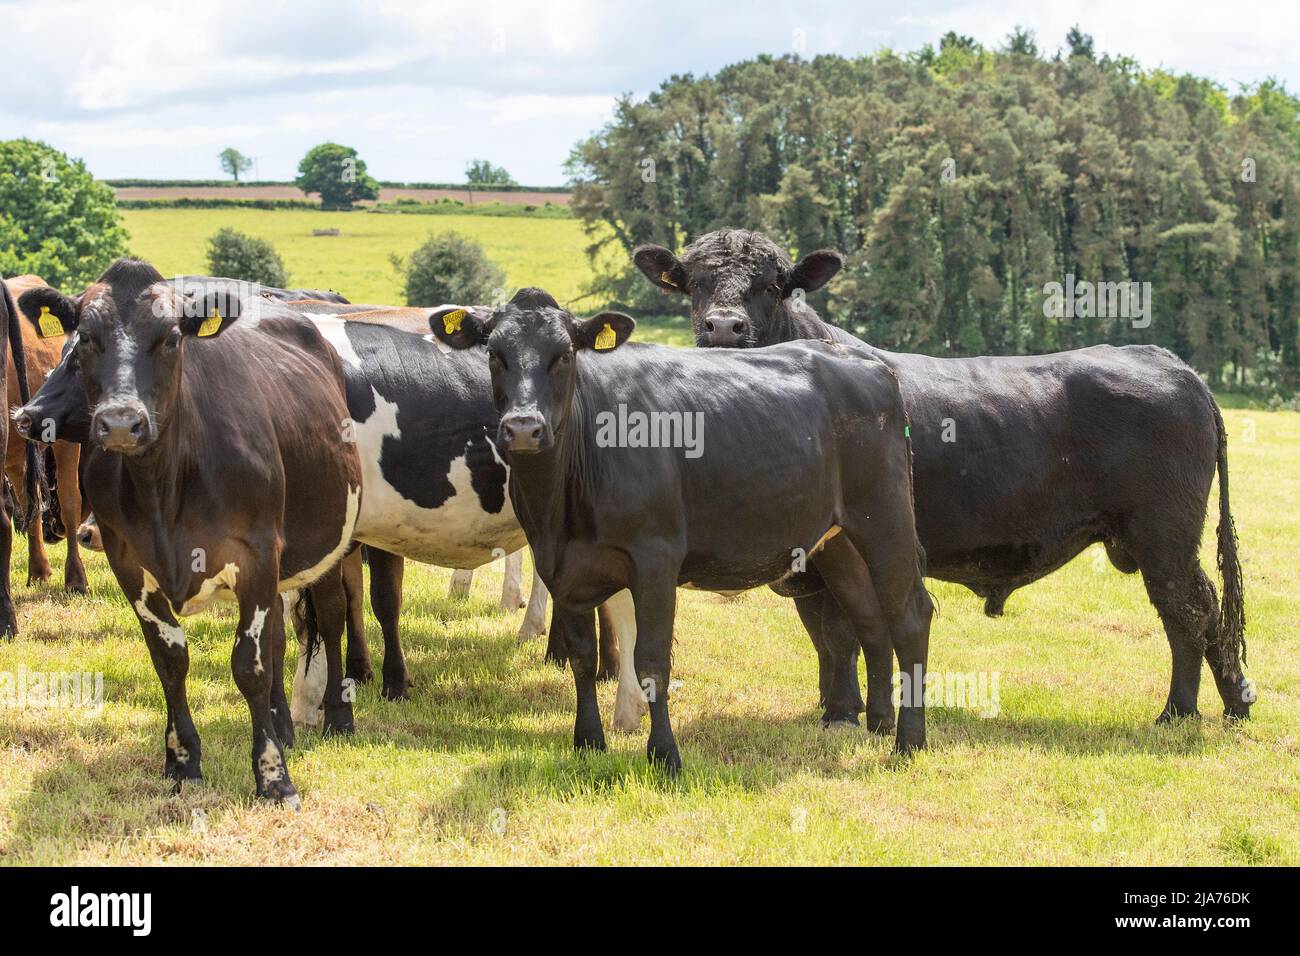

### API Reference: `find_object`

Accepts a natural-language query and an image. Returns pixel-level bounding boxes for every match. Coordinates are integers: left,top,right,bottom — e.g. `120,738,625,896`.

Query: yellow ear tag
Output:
659,271,677,288
196,308,222,338
593,322,617,351
443,308,467,335
37,306,63,338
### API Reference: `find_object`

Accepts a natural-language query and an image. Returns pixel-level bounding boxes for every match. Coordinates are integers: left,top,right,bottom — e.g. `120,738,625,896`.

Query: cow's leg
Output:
24,480,52,587
793,592,867,728
266,596,294,748
289,591,325,730
448,568,473,598
0,487,16,639
518,565,549,642
629,568,682,773
54,444,87,594
595,602,619,682
608,589,647,732
341,548,372,683
543,603,567,667
556,607,605,751
124,569,201,785
368,547,410,700
501,549,525,610
308,563,353,735
818,530,930,755
232,571,299,805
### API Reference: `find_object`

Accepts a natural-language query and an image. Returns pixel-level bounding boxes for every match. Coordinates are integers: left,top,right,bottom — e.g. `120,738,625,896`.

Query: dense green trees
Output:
0,139,128,287
566,30,1300,395
295,143,380,210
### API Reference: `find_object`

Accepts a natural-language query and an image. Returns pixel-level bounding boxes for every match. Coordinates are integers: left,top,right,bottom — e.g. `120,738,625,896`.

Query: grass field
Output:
120,208,611,308
0,401,1295,866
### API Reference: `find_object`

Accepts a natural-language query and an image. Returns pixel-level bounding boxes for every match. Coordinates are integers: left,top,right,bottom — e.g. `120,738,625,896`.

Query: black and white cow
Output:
17,259,362,804
430,288,932,770
274,309,621,729
634,228,1252,729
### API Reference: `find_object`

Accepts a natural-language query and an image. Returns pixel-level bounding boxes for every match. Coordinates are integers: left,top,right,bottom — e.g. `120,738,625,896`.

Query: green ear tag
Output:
37,306,63,338
904,425,911,439
443,309,467,335
196,308,222,338
593,323,617,351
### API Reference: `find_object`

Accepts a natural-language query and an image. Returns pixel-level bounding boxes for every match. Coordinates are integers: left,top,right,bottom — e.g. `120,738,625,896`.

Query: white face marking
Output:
135,577,185,648
257,738,285,784
179,562,240,616
279,484,361,591
607,589,646,732
244,606,269,675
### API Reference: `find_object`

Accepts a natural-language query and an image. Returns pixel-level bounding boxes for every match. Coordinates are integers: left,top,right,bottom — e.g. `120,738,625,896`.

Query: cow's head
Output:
633,228,842,347
17,258,241,455
429,289,634,454
12,335,91,444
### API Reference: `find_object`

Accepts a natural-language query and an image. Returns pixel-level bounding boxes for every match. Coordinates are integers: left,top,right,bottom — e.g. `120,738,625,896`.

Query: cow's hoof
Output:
323,705,355,736
64,580,89,596
822,718,859,732
648,744,682,776
893,738,926,758
865,712,896,736
260,781,300,808
1155,706,1200,724
574,729,607,752
381,680,410,702
346,662,374,684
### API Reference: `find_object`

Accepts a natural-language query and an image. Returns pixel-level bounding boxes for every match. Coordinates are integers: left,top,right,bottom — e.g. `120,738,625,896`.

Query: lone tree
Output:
295,143,380,210
465,159,514,186
218,147,253,182
390,231,505,307
0,139,127,287
205,227,287,288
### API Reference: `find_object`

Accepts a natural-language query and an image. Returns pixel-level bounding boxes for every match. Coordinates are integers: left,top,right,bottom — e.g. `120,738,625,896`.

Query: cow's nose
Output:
500,413,546,453
13,410,34,439
702,313,747,346
93,404,149,452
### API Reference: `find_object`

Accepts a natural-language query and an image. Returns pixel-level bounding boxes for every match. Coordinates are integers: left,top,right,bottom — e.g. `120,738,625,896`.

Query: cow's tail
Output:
0,279,42,531
1211,399,1246,681
295,588,321,665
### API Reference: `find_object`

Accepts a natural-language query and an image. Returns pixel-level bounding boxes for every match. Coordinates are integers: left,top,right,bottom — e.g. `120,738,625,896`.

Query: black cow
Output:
430,288,932,770
17,259,362,804
634,228,1251,728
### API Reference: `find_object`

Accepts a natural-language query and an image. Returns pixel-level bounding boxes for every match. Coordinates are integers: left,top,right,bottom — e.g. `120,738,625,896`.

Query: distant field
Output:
115,185,571,206
121,208,604,307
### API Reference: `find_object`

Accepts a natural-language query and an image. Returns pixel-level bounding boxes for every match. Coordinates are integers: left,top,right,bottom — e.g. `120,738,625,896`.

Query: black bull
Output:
635,228,1251,728
430,288,933,770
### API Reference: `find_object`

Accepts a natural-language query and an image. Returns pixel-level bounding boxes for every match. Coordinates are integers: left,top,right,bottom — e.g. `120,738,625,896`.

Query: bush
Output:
0,139,128,287
390,232,506,307
205,228,288,287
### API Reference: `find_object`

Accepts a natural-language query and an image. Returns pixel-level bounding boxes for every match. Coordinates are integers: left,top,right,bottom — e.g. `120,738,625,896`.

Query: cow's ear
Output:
430,304,491,349
574,311,635,352
178,290,241,338
632,244,688,294
784,249,844,297
17,287,79,336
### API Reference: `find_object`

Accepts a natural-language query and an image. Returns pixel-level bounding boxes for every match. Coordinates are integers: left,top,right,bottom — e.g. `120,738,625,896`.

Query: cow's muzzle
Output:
699,310,748,347
93,403,151,454
499,412,550,454
12,406,36,440
77,515,103,552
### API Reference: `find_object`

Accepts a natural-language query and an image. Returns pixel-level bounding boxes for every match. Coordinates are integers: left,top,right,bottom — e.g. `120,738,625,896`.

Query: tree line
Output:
565,28,1300,396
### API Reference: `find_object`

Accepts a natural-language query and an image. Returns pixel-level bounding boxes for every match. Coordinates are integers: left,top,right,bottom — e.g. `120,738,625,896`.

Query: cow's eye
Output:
489,350,506,371
550,351,571,370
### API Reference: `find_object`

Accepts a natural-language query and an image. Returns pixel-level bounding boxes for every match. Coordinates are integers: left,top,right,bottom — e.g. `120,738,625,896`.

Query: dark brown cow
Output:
18,259,362,803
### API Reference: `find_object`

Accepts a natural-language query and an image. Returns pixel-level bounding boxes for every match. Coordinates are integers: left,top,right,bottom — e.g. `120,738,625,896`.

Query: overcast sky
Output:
2,0,1297,185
